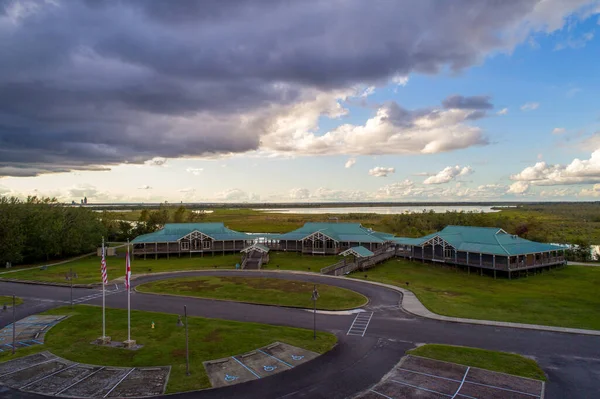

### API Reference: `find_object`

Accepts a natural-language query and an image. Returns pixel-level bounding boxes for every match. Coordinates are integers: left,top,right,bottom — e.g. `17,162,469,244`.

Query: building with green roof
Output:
273,222,394,255
392,225,566,277
131,223,253,258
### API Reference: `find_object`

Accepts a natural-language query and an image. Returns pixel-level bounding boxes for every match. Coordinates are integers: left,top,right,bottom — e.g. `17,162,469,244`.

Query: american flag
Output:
125,246,131,290
100,246,108,285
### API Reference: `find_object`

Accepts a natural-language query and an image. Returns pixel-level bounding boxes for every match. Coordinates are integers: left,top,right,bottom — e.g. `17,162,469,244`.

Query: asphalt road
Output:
1,271,599,399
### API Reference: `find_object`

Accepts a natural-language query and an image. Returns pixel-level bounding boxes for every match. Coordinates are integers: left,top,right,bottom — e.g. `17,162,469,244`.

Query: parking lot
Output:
0,351,170,397
204,341,319,388
0,315,67,351
356,355,545,399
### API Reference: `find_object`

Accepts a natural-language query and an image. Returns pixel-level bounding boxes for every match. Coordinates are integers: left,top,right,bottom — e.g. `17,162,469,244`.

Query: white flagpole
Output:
102,237,106,339
127,238,131,343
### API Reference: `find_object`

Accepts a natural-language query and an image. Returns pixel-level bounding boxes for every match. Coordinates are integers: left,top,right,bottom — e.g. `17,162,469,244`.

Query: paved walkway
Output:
567,261,600,266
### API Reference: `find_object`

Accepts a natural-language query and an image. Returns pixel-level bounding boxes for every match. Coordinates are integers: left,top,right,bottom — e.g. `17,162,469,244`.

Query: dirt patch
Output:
219,277,315,293
150,279,224,292
202,329,222,343
171,349,186,358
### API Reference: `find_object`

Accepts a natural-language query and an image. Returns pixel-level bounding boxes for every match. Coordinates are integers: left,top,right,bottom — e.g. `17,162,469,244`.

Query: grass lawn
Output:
0,305,336,393
0,254,241,285
262,252,339,272
408,344,546,381
0,296,22,306
352,258,600,330
0,252,340,285
137,276,367,310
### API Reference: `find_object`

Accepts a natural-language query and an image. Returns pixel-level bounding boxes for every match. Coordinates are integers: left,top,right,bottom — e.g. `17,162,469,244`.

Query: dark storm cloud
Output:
0,0,591,176
442,95,494,110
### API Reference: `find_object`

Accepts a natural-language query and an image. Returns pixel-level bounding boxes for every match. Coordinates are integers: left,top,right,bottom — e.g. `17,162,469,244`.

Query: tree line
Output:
0,196,104,266
100,204,206,242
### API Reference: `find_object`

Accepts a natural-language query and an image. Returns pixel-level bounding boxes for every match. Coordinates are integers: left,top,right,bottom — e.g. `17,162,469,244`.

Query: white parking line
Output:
20,363,79,389
451,367,470,399
369,389,394,398
465,381,541,397
55,367,106,395
103,368,135,398
347,312,373,336
390,379,452,397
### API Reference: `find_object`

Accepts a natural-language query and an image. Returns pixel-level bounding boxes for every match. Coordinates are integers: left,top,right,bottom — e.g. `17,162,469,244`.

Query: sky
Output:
1,0,600,203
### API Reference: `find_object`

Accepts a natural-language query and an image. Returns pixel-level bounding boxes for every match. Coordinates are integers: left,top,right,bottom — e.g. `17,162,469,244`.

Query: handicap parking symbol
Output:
224,374,238,382
291,355,304,361
263,365,277,372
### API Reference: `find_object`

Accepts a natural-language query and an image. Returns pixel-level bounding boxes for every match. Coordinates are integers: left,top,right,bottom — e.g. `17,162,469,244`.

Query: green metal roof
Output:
275,222,392,243
131,223,250,243
340,246,374,258
392,225,564,256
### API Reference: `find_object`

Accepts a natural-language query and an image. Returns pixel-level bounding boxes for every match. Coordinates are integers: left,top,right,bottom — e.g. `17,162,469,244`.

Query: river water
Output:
254,205,506,214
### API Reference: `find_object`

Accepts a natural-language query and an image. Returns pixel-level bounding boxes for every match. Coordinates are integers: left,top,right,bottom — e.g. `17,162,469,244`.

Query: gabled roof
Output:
340,246,374,258
131,223,249,243
275,222,393,243
241,243,270,253
391,225,563,256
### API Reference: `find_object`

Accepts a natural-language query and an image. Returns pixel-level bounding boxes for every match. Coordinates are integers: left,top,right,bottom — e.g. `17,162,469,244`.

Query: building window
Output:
181,242,189,250
202,240,211,249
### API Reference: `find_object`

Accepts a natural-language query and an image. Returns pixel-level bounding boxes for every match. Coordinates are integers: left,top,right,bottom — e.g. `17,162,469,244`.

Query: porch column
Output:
493,255,496,279
167,243,169,260
144,243,147,260
155,242,157,260
466,252,469,265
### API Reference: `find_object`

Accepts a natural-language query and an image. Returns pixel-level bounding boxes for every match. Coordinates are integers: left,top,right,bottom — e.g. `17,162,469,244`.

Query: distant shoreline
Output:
69,201,598,210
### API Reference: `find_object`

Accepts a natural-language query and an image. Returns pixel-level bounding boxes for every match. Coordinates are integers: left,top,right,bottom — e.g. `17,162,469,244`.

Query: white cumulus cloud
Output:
423,166,473,185
289,188,310,200
345,158,356,168
510,149,600,186
369,167,395,177
508,181,530,194
144,157,168,166
497,108,509,115
552,127,566,134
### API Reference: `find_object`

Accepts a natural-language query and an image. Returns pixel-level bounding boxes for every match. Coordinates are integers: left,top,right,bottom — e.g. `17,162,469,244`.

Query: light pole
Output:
12,295,16,355
70,268,73,309
311,285,319,340
184,305,190,376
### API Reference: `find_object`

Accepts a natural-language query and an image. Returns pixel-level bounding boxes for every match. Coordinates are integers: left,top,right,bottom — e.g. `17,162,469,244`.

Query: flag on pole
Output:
100,245,108,285
125,246,131,290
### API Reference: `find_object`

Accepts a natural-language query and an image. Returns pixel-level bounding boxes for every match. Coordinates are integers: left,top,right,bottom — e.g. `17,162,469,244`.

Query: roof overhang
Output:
302,230,338,242
340,247,374,258
241,244,270,254
177,230,215,241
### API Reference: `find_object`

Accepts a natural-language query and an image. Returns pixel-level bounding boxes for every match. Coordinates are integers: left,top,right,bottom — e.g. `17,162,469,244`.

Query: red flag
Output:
100,246,108,285
125,246,131,290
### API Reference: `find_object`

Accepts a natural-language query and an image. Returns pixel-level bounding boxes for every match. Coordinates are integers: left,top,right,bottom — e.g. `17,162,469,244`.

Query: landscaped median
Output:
0,305,337,394
408,344,546,381
136,276,368,310
352,258,600,331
